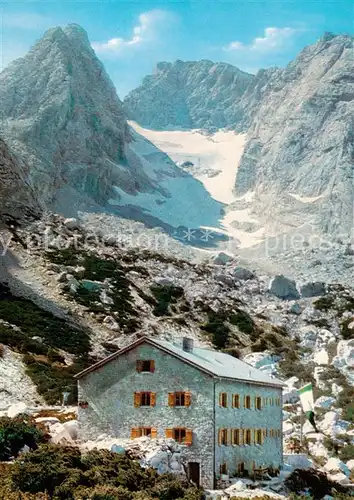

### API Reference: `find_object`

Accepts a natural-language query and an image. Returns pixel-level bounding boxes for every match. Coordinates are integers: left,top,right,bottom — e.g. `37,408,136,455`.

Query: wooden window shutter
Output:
134,392,141,407
218,429,222,445
136,360,143,372
231,429,234,444
168,392,175,406
131,428,138,439
151,427,157,438
165,428,173,439
184,391,191,407
150,360,155,372
219,392,222,406
239,429,243,445
150,392,156,406
185,429,193,446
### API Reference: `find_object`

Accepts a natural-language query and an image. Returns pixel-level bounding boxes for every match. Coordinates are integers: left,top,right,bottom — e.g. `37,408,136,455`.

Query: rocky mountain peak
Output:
124,59,254,130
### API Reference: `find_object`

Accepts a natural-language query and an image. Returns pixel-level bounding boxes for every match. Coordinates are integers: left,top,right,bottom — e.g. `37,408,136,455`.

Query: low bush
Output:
3,445,205,499
0,415,49,461
150,284,185,316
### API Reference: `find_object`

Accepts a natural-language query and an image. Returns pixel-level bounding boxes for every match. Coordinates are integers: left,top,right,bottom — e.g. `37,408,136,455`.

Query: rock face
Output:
124,34,353,239
0,25,221,230
124,60,253,130
234,34,354,237
0,138,41,222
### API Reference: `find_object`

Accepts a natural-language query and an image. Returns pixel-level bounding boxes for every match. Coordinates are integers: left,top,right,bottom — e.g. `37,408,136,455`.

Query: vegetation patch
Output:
0,444,205,500
46,249,140,333
150,284,185,316
0,284,95,404
340,316,354,340
0,415,49,461
0,284,90,355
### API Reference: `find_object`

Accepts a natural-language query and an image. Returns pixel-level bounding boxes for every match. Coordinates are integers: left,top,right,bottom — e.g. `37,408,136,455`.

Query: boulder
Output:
323,457,350,477
213,252,234,265
313,349,330,365
346,459,354,470
64,218,80,230
314,396,336,409
233,266,255,280
214,273,234,286
290,303,302,315
35,417,60,425
332,339,354,369
300,281,326,298
63,420,78,440
268,275,300,300
7,402,29,418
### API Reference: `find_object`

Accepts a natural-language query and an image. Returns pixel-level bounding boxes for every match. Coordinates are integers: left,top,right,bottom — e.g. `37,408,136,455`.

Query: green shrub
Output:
229,309,255,335
7,445,203,499
150,284,184,316
0,415,49,461
339,444,354,462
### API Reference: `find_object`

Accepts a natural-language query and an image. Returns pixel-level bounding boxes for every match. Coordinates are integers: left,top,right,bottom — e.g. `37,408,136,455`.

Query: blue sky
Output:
1,0,353,97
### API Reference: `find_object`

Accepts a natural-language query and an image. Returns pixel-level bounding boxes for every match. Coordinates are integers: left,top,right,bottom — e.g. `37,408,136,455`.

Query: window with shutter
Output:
244,395,251,409
220,428,228,445
136,360,155,372
134,392,141,407
151,428,157,438
175,392,185,406
173,428,186,443
255,396,262,410
245,429,252,445
232,429,240,445
255,429,263,445
219,392,227,407
220,463,227,475
185,429,193,446
168,393,175,406
185,392,191,406
140,392,151,406
150,392,156,406
232,394,240,408
131,428,139,438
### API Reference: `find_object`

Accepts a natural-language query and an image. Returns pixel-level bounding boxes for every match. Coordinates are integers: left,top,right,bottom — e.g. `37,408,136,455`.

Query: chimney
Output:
182,337,193,353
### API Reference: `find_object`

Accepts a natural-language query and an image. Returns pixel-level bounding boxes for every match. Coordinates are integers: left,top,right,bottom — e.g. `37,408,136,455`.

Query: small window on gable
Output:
244,395,251,409
255,396,262,410
219,392,228,407
137,360,155,372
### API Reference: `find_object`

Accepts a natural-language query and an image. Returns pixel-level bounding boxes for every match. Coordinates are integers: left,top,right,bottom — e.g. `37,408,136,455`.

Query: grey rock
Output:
300,281,326,298
124,60,253,130
64,218,79,230
213,252,234,266
289,303,302,315
56,271,68,283
269,275,300,300
214,274,234,287
233,266,255,280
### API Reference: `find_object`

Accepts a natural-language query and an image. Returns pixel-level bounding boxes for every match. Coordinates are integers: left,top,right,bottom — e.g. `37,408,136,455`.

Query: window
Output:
131,427,157,438
165,428,192,445
232,394,240,408
255,429,263,445
237,462,245,475
244,395,251,409
134,391,156,407
220,463,228,475
219,392,228,407
219,428,228,446
231,429,241,445
168,391,191,407
255,396,262,410
136,360,155,373
244,429,252,445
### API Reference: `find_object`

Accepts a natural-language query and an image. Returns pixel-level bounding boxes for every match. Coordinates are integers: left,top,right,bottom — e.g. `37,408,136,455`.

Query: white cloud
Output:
225,27,298,54
92,10,174,54
2,12,51,30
